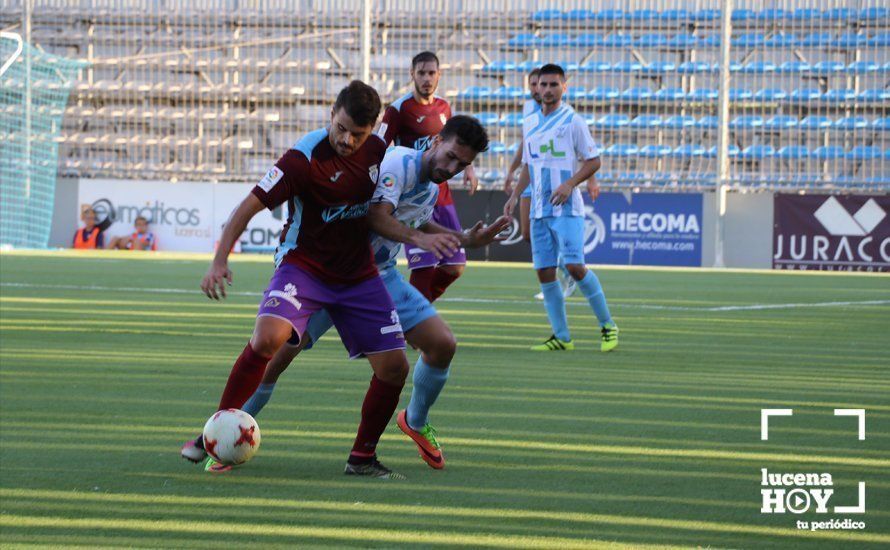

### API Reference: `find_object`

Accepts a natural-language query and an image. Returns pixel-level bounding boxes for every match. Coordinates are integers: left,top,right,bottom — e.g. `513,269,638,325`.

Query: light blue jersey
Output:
522,103,600,219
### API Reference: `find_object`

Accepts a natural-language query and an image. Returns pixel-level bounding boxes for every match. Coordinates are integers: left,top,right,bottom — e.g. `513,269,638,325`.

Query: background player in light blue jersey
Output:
208,116,509,473
504,64,618,353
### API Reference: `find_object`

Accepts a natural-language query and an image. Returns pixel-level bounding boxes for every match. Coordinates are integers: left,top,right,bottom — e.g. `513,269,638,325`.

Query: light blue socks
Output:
577,271,613,326
541,280,571,341
242,382,276,418
406,357,450,430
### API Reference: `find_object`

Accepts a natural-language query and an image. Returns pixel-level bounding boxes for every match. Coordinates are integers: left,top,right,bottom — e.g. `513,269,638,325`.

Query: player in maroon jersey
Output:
377,51,477,302
181,81,448,479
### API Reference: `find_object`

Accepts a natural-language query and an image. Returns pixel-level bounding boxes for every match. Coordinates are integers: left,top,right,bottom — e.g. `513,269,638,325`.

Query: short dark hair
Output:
439,115,489,153
332,80,382,127
411,51,440,70
528,67,542,80
538,63,566,80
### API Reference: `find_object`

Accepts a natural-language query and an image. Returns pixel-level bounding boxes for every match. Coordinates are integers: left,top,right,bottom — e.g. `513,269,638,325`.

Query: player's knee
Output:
378,360,409,385
250,332,286,357
566,264,587,280
429,330,457,365
441,264,464,277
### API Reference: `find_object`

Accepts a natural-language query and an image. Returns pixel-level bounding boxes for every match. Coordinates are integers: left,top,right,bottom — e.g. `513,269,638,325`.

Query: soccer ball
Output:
202,409,261,465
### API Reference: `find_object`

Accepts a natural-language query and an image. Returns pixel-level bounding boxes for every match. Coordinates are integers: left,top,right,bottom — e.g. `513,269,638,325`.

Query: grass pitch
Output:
1,250,888,549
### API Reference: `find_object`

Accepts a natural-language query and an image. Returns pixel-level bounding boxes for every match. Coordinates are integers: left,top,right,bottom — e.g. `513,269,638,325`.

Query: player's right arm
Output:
368,202,460,259
503,145,524,194
202,194,264,300
503,163,531,218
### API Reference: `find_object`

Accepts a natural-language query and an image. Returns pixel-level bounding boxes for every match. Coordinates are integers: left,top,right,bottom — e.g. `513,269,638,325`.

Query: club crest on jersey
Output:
369,164,379,183
439,113,447,125
259,166,283,191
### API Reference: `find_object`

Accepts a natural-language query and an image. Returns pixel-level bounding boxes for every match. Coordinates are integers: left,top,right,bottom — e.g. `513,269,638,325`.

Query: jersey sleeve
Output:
371,151,406,208
571,114,600,161
376,105,400,147
251,149,309,210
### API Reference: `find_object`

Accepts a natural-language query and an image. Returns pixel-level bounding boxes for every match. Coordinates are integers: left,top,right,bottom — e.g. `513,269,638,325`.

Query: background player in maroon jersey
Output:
377,51,477,303
181,81,421,479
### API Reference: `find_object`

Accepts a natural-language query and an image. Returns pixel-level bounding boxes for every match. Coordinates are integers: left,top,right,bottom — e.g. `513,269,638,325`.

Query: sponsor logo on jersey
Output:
263,297,280,308
416,115,426,123
321,202,370,223
329,171,343,182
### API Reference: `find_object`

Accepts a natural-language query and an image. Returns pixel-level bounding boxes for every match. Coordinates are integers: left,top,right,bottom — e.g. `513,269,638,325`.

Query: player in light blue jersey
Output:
204,116,509,473
504,64,618,353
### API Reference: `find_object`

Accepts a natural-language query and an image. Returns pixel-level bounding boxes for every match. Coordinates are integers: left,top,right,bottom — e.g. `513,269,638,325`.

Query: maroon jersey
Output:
252,128,386,284
377,93,454,206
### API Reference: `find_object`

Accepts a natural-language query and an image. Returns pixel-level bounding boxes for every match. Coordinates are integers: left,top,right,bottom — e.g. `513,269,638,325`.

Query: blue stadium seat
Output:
553,60,580,72
766,33,800,48
799,116,833,130
700,35,721,48
789,88,822,103
541,34,572,47
873,118,890,131
562,9,594,21
740,145,775,160
643,61,677,73
779,61,811,73
729,88,754,101
532,9,562,21
580,60,612,72
812,146,846,160
582,113,597,126
728,61,743,72
662,9,691,21
755,88,788,101
672,144,707,158
507,142,520,154
629,115,663,129
694,9,721,21
758,9,790,21
822,89,856,102
499,113,524,127
508,34,542,47
823,8,857,21
764,115,798,130
732,9,756,22
574,34,605,47
604,144,639,157
664,115,696,128
834,116,869,130
515,60,543,72
791,8,821,20
869,33,890,47
860,7,889,20
603,34,633,47
848,146,882,160
487,141,508,154
595,114,631,129
640,144,672,158
706,144,741,157
730,115,765,129
734,33,766,47
481,61,515,74
678,61,713,74
801,33,833,47
459,86,490,100
489,86,524,100
847,61,880,74
696,116,719,129
742,61,777,74
627,9,658,21
474,112,499,126
688,88,719,101
594,10,624,22
621,87,653,101
835,33,868,48
654,88,686,101
565,86,587,100
812,60,845,75
666,35,699,49
635,33,668,48
589,87,620,100
859,89,890,102
777,146,810,159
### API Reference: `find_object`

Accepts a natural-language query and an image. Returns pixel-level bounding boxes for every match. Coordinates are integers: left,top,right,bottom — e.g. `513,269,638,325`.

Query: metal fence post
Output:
714,0,733,268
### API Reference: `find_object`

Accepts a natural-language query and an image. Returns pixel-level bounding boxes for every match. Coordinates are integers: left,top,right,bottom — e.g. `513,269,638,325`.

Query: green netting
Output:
0,35,86,249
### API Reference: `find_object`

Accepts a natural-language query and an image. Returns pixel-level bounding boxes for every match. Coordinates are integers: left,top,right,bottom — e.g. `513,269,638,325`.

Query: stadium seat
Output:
859,89,890,102
812,146,846,160
740,145,775,159
846,61,880,74
729,88,754,101
789,88,822,103
515,60,543,72
663,115,696,128
487,141,508,154
582,113,597,126
847,146,882,160
574,34,605,47
755,88,788,101
869,33,890,47
764,115,798,129
758,9,790,21
489,86,524,100
709,144,741,157
799,115,833,130
734,33,766,47
765,33,800,47
627,9,658,21
822,89,856,102
732,9,756,22
835,33,867,48
741,61,777,74
481,61,515,74
694,9,721,21
667,35,698,49
565,86,587,100
833,116,869,130
621,87,653,101
730,115,765,129
507,142,520,154
499,113,524,127
639,144,672,157
629,115,663,129
677,61,713,74
603,34,633,47
873,118,890,131
474,112,499,126
823,8,857,21
661,9,691,21
553,60,580,73
532,9,562,21
654,88,686,101
604,144,639,157
700,35,722,48
860,7,889,20
594,9,624,22
672,144,707,158
695,116,719,129
589,87,620,100
595,114,631,129
779,61,811,73
508,34,542,47
562,9,595,21
542,34,572,47
728,61,743,72
642,61,676,74
635,34,668,48
791,8,821,20
688,88,718,101
613,60,643,73
579,60,611,72
777,146,810,159
459,86,490,99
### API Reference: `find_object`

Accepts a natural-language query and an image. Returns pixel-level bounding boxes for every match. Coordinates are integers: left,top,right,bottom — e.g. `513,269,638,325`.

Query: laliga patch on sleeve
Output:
259,166,284,192
380,173,397,188
376,123,388,138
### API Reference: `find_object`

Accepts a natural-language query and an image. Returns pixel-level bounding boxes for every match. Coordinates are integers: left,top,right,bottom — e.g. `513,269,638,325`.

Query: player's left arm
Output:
463,164,479,195
551,115,602,206
420,216,511,248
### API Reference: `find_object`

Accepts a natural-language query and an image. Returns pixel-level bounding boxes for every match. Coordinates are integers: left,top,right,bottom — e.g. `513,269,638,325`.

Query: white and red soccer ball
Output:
202,409,261,465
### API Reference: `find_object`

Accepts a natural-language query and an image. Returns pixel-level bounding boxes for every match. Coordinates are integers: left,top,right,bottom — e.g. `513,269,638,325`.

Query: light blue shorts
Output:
301,267,437,348
531,215,586,270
